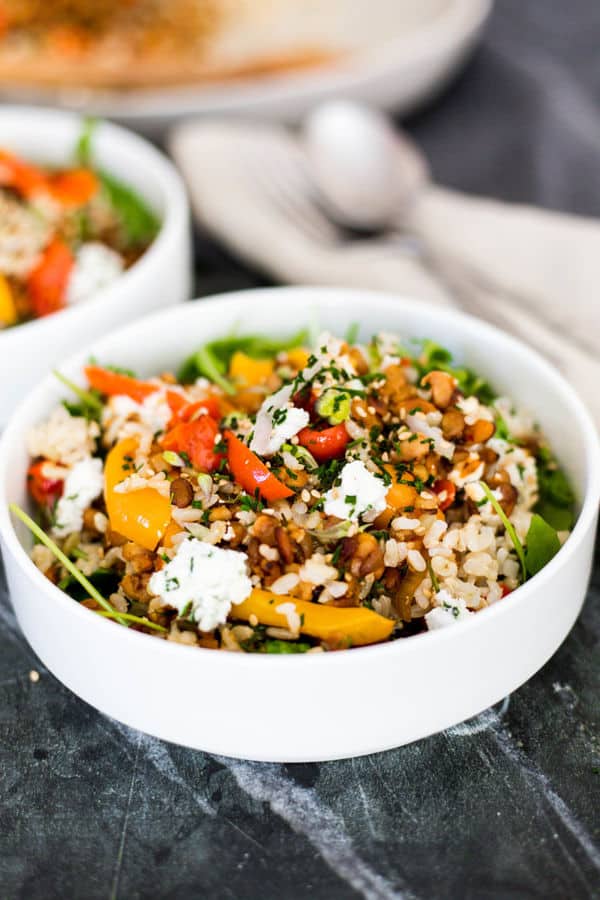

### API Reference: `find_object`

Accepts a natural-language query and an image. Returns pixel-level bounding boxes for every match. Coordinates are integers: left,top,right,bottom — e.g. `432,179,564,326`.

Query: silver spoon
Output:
304,99,429,232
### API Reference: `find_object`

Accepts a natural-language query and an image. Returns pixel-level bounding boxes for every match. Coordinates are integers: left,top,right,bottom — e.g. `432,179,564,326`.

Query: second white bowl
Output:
0,105,191,426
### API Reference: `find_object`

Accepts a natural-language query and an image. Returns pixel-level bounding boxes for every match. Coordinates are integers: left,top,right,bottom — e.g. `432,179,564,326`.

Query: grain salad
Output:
17,328,576,653
0,121,159,329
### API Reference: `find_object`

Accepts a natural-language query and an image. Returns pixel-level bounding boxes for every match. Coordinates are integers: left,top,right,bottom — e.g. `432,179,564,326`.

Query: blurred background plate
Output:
0,0,492,137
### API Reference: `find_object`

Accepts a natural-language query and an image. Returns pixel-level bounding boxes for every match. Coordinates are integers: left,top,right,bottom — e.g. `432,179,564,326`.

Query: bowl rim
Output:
0,104,188,342
1,284,598,669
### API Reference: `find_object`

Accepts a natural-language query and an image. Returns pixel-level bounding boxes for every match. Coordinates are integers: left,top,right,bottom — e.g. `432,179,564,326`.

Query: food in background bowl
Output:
0,122,159,328
17,327,575,654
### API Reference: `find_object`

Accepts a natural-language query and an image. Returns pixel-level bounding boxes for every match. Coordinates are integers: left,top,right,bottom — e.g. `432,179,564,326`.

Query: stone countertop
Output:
2,2,600,897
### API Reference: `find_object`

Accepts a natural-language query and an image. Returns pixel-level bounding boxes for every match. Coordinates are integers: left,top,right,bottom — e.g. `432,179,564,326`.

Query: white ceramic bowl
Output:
1,287,598,762
0,105,191,426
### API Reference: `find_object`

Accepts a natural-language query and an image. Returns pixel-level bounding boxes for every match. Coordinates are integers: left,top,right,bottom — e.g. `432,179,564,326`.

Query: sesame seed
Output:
29,670,40,683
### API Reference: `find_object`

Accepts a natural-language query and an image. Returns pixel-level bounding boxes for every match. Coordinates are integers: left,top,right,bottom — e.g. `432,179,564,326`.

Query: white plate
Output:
0,0,492,136
0,287,598,762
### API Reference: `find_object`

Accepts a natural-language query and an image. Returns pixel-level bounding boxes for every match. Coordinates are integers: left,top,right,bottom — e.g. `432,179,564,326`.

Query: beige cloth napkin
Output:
170,120,600,424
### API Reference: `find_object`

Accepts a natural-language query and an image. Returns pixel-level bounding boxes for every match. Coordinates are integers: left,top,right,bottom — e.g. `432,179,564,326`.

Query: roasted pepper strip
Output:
27,238,74,317
161,416,224,472
85,366,220,425
104,438,171,551
224,430,294,502
0,274,17,326
297,424,349,462
232,589,395,648
84,366,157,404
27,461,64,508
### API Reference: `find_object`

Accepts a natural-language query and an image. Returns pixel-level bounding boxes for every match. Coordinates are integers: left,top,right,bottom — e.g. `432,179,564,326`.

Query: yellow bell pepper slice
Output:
232,588,395,648
0,274,17,327
286,348,310,370
104,438,172,551
229,352,274,387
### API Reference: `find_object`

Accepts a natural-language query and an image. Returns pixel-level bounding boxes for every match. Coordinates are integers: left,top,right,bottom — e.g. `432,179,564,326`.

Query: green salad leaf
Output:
414,339,496,404
99,170,160,247
74,118,159,247
75,117,97,167
524,513,561,576
535,447,576,531
178,330,308,392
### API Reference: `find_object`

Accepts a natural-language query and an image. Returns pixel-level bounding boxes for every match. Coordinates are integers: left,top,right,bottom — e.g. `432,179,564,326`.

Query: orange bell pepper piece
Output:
232,589,395,648
224,430,294,502
0,149,47,197
104,438,171,551
47,168,98,207
161,416,223,472
27,238,74,317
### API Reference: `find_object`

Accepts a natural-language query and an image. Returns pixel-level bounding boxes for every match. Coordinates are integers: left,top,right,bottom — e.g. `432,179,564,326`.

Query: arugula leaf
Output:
524,513,561,576
178,330,308,390
535,448,575,531
99,170,160,247
75,117,97,167
54,370,103,420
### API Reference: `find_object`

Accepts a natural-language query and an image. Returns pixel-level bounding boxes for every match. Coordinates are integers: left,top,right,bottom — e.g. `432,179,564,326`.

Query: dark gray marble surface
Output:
2,2,600,898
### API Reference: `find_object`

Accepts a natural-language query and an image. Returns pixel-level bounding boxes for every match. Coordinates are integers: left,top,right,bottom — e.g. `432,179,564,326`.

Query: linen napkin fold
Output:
170,119,600,425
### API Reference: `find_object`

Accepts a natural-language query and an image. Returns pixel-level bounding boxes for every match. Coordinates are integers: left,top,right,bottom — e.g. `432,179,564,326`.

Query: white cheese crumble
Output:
405,413,455,461
425,589,474,630
52,457,104,537
250,384,309,457
148,539,252,633
66,242,124,305
102,390,172,450
323,459,388,521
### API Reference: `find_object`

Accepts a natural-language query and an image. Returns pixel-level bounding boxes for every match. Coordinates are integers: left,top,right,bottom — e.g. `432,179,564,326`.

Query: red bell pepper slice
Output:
161,416,224,473
27,461,64,507
297,424,349,462
432,479,456,511
224,430,294,502
27,238,74,317
165,393,221,426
